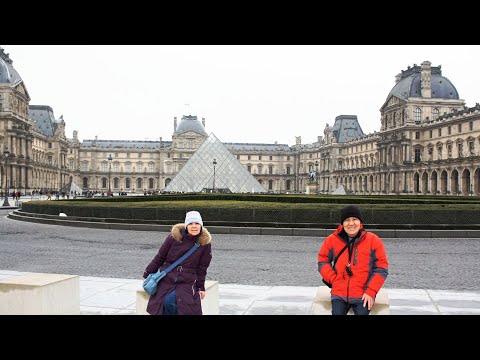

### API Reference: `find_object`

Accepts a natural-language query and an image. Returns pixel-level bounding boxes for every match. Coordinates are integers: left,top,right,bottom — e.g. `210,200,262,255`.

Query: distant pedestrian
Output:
317,205,389,315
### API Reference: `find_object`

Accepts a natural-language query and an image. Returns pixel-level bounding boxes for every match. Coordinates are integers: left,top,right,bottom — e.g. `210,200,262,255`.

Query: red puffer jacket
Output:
318,225,388,302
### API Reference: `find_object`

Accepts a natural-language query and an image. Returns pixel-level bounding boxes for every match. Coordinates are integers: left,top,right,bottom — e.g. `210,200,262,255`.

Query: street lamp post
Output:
212,158,217,193
315,160,319,185
107,154,113,197
3,147,10,207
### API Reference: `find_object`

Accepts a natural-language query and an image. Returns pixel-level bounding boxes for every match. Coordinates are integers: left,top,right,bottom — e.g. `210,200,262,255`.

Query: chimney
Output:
202,117,205,127
174,117,177,132
395,73,402,84
421,61,432,98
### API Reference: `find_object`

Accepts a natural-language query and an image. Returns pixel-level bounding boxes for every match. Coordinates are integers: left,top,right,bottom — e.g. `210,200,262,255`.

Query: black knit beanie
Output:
340,205,364,224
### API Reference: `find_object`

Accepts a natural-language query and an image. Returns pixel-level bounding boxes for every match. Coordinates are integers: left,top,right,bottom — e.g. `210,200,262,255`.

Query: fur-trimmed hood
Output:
170,223,212,246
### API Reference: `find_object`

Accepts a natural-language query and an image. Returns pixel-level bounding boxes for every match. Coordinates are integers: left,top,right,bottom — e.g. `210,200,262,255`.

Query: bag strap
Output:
163,242,200,274
331,238,354,268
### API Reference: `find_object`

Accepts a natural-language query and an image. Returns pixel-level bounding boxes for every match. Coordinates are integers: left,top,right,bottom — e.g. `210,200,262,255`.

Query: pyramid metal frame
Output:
164,133,267,193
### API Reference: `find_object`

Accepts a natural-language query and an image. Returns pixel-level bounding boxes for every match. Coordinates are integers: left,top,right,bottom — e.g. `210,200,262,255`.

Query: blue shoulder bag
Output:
143,242,200,296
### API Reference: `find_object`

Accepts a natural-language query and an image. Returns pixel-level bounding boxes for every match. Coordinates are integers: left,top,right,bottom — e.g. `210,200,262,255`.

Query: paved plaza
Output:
2,206,480,315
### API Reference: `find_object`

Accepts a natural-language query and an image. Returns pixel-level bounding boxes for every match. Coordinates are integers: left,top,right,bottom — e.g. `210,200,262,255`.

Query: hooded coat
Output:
143,223,212,315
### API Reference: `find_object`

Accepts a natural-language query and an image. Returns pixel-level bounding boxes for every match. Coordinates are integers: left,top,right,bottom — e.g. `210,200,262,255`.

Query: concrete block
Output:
136,280,219,315
310,286,390,315
0,273,80,315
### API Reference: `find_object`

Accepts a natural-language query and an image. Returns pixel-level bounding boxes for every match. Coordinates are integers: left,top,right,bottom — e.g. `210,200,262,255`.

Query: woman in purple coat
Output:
143,211,212,315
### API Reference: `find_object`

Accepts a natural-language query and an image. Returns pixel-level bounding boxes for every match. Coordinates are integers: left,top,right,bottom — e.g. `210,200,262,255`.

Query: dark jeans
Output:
331,299,370,315
163,289,177,315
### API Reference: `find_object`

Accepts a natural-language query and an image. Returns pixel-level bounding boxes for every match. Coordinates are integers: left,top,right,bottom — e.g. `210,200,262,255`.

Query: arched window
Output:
432,108,440,120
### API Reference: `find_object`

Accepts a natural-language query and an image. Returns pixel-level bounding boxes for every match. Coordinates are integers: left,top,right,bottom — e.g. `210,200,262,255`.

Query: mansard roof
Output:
225,142,290,152
28,105,56,137
387,63,459,100
0,48,23,86
80,139,171,149
175,115,207,136
331,115,365,143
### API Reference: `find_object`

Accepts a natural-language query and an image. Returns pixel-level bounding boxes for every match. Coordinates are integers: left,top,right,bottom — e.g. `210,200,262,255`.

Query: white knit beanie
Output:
185,211,203,227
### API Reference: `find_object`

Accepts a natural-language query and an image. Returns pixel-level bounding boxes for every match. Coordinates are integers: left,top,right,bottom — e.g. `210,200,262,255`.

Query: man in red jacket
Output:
317,205,389,315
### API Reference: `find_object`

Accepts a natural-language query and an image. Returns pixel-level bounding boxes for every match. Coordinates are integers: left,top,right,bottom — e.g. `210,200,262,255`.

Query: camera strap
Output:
332,241,350,268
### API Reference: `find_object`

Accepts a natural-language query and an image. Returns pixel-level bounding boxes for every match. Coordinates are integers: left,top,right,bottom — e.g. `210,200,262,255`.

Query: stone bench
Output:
310,286,390,315
0,272,80,315
136,280,219,315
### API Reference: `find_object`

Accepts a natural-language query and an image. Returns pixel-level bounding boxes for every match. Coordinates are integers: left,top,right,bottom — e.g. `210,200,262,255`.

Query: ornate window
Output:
432,108,440,120
469,141,475,155
414,148,421,163
414,107,422,123
457,141,464,157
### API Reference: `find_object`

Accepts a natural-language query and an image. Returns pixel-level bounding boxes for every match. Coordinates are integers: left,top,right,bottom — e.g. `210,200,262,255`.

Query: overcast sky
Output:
3,45,480,146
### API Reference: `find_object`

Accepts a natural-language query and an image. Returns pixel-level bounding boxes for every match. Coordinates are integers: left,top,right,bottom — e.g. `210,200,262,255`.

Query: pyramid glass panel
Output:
164,133,267,193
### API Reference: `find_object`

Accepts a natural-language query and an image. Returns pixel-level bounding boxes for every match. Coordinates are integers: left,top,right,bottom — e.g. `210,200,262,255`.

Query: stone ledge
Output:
136,280,219,315
310,286,390,315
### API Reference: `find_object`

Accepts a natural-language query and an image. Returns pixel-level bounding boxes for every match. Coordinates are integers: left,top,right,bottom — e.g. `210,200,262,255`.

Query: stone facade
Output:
1,48,479,196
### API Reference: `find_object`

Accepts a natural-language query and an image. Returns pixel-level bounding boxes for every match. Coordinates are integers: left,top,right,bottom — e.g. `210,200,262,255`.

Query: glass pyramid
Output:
164,133,267,193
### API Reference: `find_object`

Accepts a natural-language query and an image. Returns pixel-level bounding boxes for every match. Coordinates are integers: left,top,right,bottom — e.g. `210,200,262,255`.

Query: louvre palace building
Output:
1,47,479,196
